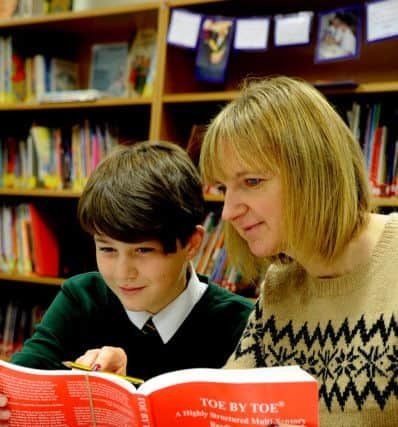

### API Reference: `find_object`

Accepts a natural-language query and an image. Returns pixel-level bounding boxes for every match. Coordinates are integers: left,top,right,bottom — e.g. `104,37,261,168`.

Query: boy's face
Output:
94,233,201,314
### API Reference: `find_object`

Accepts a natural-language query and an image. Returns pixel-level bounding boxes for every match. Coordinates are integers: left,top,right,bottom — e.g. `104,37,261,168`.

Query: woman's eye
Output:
244,178,263,187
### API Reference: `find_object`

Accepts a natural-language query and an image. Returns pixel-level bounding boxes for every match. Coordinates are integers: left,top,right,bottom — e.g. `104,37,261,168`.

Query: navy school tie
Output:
142,318,159,337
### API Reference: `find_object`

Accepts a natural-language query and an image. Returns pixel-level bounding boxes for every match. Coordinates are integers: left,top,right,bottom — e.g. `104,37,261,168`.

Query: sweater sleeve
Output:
10,275,100,369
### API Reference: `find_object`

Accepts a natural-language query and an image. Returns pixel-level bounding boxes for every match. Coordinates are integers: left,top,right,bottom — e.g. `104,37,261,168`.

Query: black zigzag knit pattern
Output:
233,303,398,411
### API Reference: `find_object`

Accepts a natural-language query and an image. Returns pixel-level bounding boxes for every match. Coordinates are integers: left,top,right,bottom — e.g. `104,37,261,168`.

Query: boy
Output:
10,141,253,380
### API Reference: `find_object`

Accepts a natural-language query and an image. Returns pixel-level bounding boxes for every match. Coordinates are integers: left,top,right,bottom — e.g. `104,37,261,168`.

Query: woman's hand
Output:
75,346,127,376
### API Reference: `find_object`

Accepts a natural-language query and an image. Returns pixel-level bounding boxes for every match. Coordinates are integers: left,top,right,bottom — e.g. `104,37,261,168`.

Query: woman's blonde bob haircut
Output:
200,76,371,281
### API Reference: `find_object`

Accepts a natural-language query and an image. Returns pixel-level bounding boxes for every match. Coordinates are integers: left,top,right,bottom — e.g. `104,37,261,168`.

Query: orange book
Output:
0,359,319,427
28,204,60,277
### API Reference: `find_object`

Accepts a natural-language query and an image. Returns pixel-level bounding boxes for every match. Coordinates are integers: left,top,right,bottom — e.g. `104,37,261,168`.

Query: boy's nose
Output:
115,258,139,280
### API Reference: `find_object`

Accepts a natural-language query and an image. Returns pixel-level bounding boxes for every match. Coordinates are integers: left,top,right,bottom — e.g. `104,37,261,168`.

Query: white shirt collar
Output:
126,263,208,343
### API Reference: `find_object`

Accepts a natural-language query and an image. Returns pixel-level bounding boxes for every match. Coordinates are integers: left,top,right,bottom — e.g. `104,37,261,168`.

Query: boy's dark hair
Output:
78,140,205,253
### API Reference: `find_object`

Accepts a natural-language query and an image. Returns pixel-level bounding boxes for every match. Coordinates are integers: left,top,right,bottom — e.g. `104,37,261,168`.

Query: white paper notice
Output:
274,12,313,46
167,9,202,48
367,0,398,42
234,17,270,50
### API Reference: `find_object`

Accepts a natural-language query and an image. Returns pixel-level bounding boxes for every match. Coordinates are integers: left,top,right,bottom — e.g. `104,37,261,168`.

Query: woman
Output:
200,76,398,426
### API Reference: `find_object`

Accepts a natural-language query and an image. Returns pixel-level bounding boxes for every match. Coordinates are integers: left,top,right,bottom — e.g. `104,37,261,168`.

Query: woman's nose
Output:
221,190,244,222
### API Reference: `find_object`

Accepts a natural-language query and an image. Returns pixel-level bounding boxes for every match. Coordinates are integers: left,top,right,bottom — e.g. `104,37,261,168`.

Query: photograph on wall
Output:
195,15,234,84
315,6,361,63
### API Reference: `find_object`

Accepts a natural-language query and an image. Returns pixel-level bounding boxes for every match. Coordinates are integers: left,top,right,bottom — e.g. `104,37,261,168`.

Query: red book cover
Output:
28,204,60,277
0,360,319,427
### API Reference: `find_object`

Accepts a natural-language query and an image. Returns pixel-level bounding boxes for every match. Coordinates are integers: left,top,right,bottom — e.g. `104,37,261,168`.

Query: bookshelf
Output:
1,0,398,292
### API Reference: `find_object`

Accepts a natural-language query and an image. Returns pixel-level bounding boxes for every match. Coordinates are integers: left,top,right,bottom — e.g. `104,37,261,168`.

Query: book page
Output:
140,366,319,427
87,372,152,427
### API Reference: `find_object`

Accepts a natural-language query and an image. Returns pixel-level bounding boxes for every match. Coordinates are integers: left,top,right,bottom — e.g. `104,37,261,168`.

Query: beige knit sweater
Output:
225,213,398,427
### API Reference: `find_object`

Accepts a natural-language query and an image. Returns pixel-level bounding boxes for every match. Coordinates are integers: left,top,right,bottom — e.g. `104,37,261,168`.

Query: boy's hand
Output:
75,346,127,376
0,394,10,425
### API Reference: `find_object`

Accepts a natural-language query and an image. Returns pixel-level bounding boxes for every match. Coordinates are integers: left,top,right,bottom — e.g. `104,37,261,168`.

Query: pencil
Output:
62,361,144,385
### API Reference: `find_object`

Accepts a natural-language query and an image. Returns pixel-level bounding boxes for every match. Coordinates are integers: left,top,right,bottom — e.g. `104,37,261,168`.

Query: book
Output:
89,42,129,98
186,123,207,166
126,28,157,97
28,203,60,277
50,58,79,91
0,359,319,427
38,89,103,103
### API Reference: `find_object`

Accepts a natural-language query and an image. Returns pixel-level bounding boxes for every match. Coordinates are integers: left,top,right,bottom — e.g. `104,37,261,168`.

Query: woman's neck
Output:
295,213,388,279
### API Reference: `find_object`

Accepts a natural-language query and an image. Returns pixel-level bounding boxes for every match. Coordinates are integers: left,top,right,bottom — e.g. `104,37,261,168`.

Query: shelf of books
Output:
0,0,397,358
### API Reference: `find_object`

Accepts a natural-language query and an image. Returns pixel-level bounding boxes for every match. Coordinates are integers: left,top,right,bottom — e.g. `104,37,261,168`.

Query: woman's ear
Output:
185,225,205,260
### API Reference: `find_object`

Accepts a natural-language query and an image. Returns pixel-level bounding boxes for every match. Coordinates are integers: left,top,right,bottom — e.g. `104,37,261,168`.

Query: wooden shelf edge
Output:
168,0,225,6
163,82,398,103
0,188,82,198
163,91,239,103
0,2,161,28
0,97,152,111
372,197,398,207
0,272,63,286
204,193,224,202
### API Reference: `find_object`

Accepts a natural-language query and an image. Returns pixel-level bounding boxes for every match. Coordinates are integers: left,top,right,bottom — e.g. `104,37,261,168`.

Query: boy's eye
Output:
136,247,155,254
98,246,115,253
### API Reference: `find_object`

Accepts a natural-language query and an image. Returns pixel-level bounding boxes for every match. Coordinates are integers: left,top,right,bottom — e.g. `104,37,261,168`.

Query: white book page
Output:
140,365,315,395
367,0,398,41
167,9,202,48
274,12,313,46
234,18,270,50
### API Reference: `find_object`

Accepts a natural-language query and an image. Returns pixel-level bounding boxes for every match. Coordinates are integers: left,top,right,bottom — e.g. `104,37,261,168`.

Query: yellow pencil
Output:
63,361,144,385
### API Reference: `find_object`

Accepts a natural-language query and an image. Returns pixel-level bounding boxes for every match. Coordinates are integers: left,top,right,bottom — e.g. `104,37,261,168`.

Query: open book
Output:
0,359,319,426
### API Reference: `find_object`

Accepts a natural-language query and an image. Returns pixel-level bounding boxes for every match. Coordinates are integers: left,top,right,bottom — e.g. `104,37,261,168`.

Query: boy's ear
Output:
185,225,205,260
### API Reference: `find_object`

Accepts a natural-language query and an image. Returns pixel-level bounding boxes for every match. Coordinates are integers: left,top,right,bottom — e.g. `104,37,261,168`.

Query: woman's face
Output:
215,141,286,258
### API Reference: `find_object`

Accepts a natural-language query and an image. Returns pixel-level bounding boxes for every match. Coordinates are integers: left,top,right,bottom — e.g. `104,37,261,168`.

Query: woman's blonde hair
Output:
200,76,370,281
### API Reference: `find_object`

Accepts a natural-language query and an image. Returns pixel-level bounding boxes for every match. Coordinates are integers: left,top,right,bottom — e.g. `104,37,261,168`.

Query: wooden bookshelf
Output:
0,0,397,293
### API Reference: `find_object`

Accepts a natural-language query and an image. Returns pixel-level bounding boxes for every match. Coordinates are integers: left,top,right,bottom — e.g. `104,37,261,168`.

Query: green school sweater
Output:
11,272,253,380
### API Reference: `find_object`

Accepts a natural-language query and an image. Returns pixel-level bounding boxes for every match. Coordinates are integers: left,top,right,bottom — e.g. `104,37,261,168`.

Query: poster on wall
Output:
195,15,235,84
315,6,361,62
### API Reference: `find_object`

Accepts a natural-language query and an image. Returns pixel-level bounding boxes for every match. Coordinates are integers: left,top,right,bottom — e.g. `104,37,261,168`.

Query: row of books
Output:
346,101,398,197
0,28,157,104
91,29,158,99
6,0,72,18
0,36,79,103
0,122,118,191
193,211,259,297
0,203,59,277
0,301,45,359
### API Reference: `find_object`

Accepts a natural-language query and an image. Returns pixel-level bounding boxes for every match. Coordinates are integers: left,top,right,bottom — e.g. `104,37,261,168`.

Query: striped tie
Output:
142,318,159,337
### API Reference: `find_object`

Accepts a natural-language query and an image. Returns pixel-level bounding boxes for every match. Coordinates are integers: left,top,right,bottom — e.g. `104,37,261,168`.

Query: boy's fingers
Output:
74,349,101,368
0,396,7,407
93,346,128,375
0,409,10,421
